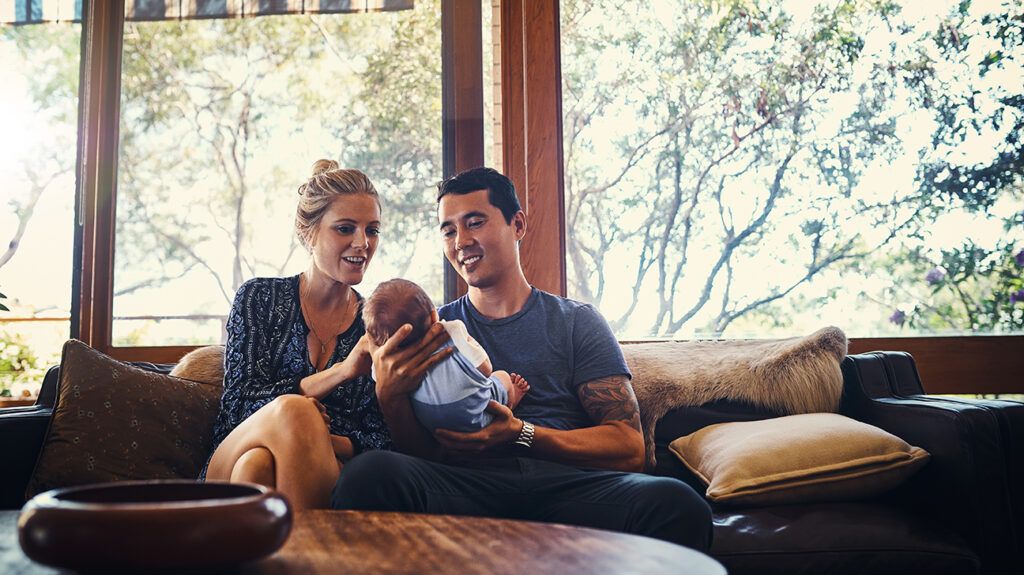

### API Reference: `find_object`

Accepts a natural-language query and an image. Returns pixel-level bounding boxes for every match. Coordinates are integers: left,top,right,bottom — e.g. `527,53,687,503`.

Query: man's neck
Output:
467,275,533,320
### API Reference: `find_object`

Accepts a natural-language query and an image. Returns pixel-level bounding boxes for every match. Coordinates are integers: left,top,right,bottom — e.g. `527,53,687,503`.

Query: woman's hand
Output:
334,334,373,383
330,434,355,462
371,322,452,407
300,337,372,399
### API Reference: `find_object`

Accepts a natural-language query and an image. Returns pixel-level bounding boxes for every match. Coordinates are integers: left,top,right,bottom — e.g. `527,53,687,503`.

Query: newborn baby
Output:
363,278,529,432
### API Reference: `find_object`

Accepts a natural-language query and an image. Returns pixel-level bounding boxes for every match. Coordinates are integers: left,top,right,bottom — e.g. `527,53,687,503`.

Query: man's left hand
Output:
433,401,523,454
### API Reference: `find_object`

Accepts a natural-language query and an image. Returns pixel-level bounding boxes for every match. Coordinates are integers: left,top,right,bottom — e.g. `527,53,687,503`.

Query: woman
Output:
204,159,389,509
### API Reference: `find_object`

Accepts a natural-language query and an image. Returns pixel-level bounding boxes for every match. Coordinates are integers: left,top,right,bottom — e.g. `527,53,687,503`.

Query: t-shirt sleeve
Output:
571,304,632,387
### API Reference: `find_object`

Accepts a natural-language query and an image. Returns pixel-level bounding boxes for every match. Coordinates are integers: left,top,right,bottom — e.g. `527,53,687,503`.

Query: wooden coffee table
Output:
2,509,724,574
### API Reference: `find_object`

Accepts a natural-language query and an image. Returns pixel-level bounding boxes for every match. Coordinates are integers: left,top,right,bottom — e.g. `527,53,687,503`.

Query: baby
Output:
363,278,529,432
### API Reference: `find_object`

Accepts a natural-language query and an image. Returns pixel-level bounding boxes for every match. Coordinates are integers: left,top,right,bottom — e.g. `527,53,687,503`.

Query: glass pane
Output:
0,23,81,400
561,0,1024,339
113,3,443,346
483,0,499,169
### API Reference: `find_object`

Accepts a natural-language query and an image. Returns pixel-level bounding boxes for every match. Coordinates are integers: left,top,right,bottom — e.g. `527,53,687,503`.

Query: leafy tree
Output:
3,3,443,344
561,0,1022,337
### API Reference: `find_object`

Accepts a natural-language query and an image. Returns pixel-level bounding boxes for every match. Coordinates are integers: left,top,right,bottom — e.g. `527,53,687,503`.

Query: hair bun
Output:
311,159,340,177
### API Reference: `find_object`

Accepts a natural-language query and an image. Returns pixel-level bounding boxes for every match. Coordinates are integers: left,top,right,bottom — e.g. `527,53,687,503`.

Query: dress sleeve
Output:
211,279,302,450
344,407,392,454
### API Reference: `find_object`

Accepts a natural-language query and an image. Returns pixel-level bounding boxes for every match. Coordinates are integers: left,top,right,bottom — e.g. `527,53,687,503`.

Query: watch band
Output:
514,420,535,449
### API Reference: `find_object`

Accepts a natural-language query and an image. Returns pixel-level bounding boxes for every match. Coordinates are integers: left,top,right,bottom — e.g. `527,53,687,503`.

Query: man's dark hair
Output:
436,167,521,223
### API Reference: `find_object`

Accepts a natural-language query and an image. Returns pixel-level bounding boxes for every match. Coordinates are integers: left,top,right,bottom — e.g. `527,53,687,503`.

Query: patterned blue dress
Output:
204,275,391,476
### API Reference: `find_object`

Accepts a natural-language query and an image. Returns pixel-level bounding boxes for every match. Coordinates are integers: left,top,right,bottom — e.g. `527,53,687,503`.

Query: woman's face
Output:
308,193,381,286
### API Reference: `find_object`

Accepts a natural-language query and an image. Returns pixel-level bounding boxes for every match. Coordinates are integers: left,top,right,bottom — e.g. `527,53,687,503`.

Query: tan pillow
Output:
668,413,930,506
26,340,223,498
169,345,225,385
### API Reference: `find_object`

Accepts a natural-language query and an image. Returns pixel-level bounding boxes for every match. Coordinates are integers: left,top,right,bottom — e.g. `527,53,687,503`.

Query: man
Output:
332,167,712,550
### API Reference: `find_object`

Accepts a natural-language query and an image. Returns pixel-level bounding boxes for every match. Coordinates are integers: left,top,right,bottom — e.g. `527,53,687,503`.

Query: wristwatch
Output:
514,420,535,449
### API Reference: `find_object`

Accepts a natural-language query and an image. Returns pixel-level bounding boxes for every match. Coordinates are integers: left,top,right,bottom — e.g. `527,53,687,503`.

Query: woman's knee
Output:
267,395,326,435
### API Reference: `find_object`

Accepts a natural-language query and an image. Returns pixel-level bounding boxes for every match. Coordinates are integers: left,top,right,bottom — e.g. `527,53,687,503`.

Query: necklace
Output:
299,276,354,360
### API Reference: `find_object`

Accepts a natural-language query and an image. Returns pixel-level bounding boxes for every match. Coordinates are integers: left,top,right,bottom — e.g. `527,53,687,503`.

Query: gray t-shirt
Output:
437,288,632,431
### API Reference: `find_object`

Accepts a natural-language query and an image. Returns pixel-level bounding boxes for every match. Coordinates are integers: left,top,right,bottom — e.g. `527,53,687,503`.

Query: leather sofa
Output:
1,352,1021,575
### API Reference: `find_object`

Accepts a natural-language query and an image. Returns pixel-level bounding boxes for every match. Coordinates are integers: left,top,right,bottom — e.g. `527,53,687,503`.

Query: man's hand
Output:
371,321,452,406
433,401,522,454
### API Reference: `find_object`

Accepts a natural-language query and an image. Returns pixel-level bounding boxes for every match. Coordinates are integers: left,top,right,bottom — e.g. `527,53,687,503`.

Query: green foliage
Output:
0,331,45,398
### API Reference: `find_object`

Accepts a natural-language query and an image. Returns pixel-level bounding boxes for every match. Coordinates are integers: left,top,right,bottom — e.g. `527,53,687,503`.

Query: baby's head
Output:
363,278,436,348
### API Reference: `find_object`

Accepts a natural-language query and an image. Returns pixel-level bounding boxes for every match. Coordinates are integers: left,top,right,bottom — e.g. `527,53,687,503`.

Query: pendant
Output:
320,343,327,355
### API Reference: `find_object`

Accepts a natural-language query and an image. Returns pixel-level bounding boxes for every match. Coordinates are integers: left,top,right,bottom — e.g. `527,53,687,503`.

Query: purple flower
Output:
1011,289,1024,305
925,267,946,285
1016,249,1024,267
889,309,906,326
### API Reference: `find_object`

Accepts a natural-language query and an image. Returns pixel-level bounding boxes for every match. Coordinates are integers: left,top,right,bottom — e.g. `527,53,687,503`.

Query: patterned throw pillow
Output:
26,340,223,498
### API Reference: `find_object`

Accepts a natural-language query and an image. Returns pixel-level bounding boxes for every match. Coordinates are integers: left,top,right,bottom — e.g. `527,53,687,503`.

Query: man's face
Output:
438,189,525,289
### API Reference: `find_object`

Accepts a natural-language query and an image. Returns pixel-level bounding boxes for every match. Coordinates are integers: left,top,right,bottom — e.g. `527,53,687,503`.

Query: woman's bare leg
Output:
230,446,275,487
207,395,339,509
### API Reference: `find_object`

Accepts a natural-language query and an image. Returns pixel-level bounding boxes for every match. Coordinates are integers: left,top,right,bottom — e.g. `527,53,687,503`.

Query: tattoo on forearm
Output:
578,375,642,432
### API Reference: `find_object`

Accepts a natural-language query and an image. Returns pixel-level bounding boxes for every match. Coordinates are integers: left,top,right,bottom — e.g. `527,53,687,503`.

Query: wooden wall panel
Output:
849,335,1024,394
500,0,566,296
76,0,124,352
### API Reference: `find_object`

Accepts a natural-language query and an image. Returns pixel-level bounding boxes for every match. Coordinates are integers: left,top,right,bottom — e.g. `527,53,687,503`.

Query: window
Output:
560,0,1023,341
0,13,82,400
1,0,487,371
112,3,443,346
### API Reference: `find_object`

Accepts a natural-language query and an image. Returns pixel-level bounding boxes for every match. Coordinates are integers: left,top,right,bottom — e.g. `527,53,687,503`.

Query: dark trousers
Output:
331,451,713,551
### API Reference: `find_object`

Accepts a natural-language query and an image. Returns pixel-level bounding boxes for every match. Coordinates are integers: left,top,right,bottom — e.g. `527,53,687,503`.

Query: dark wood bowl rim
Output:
26,480,272,511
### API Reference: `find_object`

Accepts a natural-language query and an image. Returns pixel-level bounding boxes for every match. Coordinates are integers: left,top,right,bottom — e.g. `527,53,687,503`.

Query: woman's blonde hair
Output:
295,159,380,250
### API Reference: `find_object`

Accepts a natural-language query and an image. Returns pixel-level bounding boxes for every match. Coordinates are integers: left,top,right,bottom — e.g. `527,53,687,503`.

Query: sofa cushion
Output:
25,340,222,498
669,413,929,506
712,503,980,575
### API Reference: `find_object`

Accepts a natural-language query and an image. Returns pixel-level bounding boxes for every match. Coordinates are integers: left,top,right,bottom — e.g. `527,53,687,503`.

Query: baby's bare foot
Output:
507,372,529,409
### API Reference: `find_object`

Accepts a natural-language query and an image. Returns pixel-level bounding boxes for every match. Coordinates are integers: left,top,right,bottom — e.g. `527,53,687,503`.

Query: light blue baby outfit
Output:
410,341,509,432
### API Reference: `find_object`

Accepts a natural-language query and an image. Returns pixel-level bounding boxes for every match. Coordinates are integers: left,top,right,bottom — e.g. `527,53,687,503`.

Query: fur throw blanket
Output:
624,326,848,469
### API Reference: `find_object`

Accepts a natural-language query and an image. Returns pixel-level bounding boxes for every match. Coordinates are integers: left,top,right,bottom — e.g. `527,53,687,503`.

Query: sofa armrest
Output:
0,405,52,510
841,352,1021,575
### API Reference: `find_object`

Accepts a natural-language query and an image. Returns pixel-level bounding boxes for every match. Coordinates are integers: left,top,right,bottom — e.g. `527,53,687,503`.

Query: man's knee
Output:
331,451,415,511
631,477,714,551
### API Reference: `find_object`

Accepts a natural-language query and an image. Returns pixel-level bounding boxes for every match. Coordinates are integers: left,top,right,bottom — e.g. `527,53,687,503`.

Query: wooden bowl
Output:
18,480,292,572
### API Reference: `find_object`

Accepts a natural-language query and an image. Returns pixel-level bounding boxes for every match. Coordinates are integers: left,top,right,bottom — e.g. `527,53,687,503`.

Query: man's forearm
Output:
527,421,645,472
379,394,445,461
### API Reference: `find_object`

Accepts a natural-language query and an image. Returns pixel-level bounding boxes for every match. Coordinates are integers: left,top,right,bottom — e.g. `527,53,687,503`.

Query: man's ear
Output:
431,308,439,323
512,210,527,241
